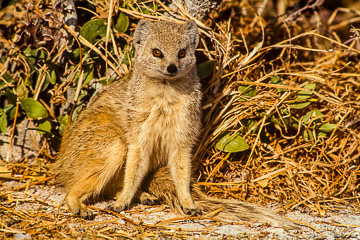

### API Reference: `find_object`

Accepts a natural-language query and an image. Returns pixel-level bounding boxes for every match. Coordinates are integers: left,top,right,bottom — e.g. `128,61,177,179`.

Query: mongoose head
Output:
133,20,199,81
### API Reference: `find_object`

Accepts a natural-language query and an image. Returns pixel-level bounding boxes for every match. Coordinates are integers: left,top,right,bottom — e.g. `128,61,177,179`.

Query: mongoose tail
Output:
145,166,298,228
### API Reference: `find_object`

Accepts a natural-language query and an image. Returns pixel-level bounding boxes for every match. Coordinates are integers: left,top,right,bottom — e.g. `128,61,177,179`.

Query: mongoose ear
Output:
186,20,199,48
134,19,150,47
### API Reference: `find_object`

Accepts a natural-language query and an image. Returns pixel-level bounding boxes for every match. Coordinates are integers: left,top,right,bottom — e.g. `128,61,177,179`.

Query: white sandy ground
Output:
1,181,360,239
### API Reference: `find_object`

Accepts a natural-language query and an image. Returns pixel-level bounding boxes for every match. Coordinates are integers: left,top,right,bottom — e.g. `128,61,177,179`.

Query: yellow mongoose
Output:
55,20,296,227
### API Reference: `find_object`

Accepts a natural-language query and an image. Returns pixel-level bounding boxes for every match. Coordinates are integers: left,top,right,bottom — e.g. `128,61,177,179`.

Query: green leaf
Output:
9,107,16,119
0,74,13,91
23,47,38,70
24,46,33,57
319,123,336,133
303,129,314,141
4,104,14,114
247,120,256,129
43,69,56,90
49,69,56,84
303,130,308,140
297,83,316,99
37,120,52,134
58,114,69,135
318,132,327,137
288,101,311,109
71,104,86,122
3,105,14,122
21,98,48,120
115,12,129,33
0,80,5,91
82,65,94,86
238,85,257,101
215,133,249,153
16,81,28,99
1,73,13,83
0,112,7,133
303,109,323,125
80,19,107,44
280,108,289,115
289,83,316,109
72,48,81,59
270,75,281,84
38,49,47,60
24,47,45,59
270,115,283,127
197,61,216,80
269,75,285,92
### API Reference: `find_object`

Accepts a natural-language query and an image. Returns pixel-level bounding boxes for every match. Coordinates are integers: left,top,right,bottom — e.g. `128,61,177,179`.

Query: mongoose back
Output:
55,20,296,227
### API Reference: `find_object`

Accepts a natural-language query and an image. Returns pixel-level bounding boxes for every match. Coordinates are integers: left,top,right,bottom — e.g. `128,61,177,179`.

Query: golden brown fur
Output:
55,20,297,227
55,20,202,218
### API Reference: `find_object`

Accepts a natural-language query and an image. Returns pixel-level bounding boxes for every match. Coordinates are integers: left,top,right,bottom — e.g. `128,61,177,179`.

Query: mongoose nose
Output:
167,64,177,74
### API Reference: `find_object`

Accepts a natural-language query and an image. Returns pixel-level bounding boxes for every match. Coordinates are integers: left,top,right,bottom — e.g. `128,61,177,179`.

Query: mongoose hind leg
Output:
65,159,126,219
58,125,127,219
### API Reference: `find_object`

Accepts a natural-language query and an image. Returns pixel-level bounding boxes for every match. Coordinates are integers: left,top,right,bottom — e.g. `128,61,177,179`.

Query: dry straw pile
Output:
196,0,360,214
0,0,360,237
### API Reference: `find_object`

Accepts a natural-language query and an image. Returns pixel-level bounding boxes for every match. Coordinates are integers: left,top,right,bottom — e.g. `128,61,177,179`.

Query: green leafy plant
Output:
215,133,249,152
21,98,48,120
80,19,107,44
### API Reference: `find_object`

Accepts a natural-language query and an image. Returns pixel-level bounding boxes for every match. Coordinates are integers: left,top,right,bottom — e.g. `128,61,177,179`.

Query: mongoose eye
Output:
152,48,163,58
178,49,186,58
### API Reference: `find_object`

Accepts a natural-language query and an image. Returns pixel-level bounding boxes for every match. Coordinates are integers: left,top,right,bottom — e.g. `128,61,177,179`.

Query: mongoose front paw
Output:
114,192,132,212
113,202,130,212
183,206,202,216
76,208,95,220
107,204,129,213
106,205,128,213
115,204,129,212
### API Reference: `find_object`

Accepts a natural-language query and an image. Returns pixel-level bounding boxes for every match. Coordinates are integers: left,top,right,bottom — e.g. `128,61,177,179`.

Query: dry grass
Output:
195,1,360,215
1,0,360,238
